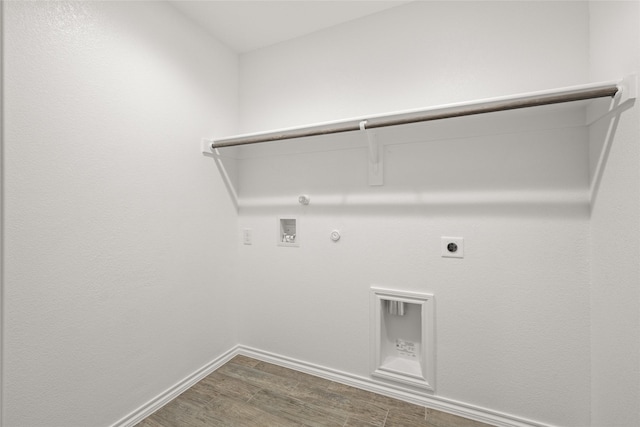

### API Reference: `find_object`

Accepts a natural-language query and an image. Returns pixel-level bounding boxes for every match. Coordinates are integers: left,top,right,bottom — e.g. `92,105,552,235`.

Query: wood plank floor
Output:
136,355,493,427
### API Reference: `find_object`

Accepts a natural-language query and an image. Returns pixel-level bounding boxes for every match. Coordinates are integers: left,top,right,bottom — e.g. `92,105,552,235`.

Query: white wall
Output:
240,0,589,133
237,2,593,426
2,2,239,426
589,1,640,426
3,2,638,427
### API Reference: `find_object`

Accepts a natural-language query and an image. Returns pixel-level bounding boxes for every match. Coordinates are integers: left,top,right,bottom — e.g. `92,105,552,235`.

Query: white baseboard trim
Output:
110,344,557,427
110,346,240,427
236,346,558,427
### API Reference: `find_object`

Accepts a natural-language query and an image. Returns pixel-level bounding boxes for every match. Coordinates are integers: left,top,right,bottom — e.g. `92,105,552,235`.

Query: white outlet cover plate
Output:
242,228,252,245
441,236,464,258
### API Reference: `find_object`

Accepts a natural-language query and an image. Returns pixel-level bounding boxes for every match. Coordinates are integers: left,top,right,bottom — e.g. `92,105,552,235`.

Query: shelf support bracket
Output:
201,138,239,212
617,74,638,104
361,121,383,186
586,74,637,125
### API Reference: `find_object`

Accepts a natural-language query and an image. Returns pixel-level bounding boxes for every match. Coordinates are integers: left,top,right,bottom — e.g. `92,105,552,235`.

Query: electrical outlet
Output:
242,228,252,245
441,236,464,258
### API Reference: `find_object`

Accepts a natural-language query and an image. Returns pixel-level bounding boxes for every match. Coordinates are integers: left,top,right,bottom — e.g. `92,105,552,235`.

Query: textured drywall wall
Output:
2,2,239,426
236,2,592,426
589,1,640,426
239,0,589,134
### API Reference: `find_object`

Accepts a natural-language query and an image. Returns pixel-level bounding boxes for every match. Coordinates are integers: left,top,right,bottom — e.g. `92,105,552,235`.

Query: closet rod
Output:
211,82,620,149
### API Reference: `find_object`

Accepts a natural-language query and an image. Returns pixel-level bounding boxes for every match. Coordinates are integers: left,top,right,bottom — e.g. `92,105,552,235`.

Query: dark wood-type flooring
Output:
136,355,493,427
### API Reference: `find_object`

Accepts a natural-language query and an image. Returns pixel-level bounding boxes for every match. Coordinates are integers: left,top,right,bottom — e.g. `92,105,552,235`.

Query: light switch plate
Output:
441,236,464,258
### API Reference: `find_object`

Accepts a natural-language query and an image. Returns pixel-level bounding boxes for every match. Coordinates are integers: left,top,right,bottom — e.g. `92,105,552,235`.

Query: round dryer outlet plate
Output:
441,236,464,258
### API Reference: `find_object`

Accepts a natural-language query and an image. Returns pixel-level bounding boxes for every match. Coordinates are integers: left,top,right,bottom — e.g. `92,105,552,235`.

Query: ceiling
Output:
169,1,412,53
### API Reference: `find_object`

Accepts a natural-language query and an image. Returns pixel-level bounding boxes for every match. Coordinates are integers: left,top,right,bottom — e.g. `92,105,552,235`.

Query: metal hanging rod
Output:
211,81,623,149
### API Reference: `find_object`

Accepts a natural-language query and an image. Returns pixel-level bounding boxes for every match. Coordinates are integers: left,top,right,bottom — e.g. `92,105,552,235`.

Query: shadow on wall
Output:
205,98,632,219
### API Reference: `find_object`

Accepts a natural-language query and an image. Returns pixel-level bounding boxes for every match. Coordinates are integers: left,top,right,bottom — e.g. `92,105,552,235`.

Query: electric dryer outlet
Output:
441,236,464,258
